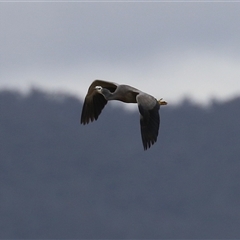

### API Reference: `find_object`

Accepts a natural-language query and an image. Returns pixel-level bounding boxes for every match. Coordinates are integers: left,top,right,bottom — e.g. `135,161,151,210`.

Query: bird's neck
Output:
101,88,114,100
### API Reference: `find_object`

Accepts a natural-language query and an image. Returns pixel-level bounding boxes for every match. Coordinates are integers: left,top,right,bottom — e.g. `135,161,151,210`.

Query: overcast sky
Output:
1,2,240,105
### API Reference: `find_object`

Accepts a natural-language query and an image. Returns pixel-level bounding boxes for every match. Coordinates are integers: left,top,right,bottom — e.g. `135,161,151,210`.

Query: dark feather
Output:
138,102,160,150
80,80,117,124
81,94,107,124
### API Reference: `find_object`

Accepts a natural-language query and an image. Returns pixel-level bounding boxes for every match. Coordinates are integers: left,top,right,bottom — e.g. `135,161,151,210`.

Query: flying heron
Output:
81,80,167,150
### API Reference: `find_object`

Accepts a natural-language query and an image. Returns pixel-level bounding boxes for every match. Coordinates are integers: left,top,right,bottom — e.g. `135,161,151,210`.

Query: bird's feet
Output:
158,98,168,106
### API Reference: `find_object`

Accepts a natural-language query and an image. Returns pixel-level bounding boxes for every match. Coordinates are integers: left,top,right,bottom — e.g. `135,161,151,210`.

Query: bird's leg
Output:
158,98,168,106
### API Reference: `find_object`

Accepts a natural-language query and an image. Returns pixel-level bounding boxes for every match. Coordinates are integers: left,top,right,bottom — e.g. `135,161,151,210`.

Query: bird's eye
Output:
95,86,102,91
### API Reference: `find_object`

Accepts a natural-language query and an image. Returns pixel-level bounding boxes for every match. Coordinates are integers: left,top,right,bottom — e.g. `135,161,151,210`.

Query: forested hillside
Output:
1,89,240,238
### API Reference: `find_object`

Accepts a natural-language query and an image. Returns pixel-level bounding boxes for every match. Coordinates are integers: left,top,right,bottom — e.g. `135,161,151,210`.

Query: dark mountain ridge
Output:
1,89,240,238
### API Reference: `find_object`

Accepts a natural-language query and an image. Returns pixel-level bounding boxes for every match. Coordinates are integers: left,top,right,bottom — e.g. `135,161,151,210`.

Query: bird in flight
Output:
81,80,167,150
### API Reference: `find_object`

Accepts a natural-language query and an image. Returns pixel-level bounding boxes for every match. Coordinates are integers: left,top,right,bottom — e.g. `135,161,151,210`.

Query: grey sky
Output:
1,2,240,104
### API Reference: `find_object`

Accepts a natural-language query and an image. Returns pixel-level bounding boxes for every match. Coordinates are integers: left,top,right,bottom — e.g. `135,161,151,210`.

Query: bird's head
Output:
95,86,112,100
95,86,103,93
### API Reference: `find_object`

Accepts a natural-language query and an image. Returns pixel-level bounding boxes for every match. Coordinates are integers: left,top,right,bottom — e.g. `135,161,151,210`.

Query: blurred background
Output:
1,1,240,103
1,1,240,238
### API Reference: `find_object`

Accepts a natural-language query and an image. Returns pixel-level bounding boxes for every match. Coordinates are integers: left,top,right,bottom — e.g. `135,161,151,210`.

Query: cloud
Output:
1,2,240,104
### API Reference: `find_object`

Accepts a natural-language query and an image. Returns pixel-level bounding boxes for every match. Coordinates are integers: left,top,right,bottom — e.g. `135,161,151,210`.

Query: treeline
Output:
1,89,240,238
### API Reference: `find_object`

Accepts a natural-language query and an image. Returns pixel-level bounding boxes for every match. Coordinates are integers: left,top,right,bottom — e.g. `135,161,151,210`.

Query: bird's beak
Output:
158,98,168,106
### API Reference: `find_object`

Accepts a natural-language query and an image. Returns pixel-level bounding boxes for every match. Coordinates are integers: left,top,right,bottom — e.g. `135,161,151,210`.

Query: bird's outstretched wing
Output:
136,93,160,150
81,80,118,124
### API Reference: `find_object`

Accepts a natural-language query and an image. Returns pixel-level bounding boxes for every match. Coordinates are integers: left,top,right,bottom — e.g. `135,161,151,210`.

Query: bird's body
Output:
81,80,167,150
102,84,139,103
